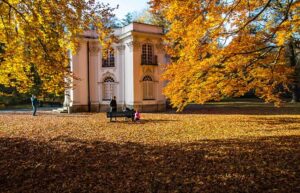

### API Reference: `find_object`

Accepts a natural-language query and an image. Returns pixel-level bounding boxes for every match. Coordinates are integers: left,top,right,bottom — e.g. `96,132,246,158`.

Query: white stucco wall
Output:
70,41,88,106
89,41,101,105
132,34,166,107
69,22,167,112
123,39,135,106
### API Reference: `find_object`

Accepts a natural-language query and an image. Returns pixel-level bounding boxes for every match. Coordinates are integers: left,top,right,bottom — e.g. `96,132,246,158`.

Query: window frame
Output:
142,75,155,100
102,49,115,67
103,76,115,101
142,44,154,65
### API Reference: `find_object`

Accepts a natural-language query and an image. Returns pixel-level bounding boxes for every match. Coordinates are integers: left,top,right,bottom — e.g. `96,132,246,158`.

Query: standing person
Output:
31,94,38,116
110,96,117,112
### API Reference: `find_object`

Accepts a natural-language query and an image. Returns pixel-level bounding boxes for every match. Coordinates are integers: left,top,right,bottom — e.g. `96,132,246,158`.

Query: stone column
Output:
117,45,126,107
89,41,101,111
63,50,72,112
126,40,142,110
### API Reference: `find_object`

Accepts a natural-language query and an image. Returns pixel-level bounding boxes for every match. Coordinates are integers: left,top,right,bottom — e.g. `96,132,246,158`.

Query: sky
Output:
100,0,149,19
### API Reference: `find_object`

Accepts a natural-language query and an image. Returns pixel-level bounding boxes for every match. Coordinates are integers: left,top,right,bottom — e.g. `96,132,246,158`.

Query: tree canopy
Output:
0,0,115,96
134,8,169,28
110,9,169,29
150,0,300,110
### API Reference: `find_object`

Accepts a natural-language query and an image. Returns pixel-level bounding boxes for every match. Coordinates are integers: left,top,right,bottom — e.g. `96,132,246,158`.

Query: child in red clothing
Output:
134,110,141,121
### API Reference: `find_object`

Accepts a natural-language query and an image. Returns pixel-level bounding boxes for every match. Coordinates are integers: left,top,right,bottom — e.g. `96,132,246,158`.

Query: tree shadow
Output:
248,117,300,132
108,119,178,124
0,112,57,116
1,136,300,193
165,104,300,115
250,117,300,125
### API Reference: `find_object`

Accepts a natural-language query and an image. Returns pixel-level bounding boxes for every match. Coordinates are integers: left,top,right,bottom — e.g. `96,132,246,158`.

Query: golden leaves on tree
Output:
150,0,300,110
0,0,115,95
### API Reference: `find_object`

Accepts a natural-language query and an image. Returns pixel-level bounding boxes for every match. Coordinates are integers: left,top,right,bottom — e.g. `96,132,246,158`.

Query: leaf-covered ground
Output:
1,106,300,192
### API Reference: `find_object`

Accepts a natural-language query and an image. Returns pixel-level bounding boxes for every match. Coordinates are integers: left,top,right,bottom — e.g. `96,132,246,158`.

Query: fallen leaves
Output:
0,107,300,192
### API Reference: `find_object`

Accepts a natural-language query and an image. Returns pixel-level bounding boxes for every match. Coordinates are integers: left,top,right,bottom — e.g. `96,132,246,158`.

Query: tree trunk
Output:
291,84,298,103
288,40,299,103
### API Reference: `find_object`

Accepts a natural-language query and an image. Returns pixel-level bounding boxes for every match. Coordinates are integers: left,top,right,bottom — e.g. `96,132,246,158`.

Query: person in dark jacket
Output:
31,94,38,116
110,96,117,112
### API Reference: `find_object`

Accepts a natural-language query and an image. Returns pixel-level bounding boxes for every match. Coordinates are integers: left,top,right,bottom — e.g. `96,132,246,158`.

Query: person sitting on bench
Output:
106,108,135,122
134,109,141,122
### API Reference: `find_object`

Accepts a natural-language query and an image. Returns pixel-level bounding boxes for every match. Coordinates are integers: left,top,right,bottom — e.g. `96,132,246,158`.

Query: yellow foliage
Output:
1,108,300,192
0,0,115,95
150,0,299,110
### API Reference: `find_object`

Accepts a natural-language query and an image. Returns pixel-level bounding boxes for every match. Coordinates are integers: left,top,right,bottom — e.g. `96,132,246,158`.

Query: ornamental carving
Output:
142,66,154,74
126,41,141,52
144,38,153,44
117,45,126,51
156,43,164,52
89,42,100,55
102,71,116,82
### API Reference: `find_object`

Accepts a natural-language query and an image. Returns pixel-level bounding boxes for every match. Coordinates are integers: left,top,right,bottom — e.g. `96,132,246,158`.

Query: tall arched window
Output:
103,77,115,100
142,44,153,65
143,76,154,100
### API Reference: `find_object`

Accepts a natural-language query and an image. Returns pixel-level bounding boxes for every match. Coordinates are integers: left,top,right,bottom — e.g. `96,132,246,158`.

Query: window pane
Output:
103,77,114,100
102,49,115,67
143,82,148,99
143,76,154,100
142,44,154,64
149,82,153,98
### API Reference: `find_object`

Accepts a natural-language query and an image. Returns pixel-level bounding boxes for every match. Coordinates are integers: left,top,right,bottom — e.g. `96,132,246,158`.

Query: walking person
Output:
110,96,117,112
31,94,38,116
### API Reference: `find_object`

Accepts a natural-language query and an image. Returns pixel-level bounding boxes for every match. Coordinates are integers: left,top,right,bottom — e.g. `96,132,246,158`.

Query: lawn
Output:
0,105,300,192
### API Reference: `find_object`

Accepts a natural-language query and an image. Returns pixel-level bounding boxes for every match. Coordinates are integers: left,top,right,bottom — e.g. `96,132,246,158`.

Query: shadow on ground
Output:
168,104,300,115
250,117,300,125
1,136,300,193
108,119,178,124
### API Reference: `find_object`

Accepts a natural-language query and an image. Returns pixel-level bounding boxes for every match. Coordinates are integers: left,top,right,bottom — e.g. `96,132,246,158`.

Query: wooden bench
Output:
106,110,135,122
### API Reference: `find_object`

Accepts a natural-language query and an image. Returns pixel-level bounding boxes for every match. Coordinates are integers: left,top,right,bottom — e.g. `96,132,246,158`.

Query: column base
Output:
127,104,166,112
68,103,166,113
68,104,100,113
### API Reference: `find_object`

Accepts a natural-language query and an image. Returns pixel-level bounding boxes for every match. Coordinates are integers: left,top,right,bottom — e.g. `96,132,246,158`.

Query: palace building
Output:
63,22,168,113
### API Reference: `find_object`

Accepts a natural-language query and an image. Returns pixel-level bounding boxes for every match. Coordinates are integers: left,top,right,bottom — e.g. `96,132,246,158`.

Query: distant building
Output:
64,22,168,112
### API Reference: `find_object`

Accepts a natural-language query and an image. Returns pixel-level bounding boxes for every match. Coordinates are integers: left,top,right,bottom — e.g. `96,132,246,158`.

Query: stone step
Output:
52,107,68,113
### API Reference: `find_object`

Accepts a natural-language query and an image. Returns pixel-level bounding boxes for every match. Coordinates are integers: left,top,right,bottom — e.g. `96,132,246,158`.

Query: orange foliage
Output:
1,109,300,192
150,0,300,110
0,0,115,95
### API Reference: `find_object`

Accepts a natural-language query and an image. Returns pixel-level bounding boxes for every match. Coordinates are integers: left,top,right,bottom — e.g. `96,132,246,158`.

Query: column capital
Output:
117,45,126,51
89,42,100,55
126,41,141,52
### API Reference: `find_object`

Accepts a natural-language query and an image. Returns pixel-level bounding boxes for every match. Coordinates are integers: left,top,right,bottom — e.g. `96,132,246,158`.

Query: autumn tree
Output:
111,9,169,29
0,0,115,96
150,0,300,110
121,12,137,26
111,12,141,27
135,8,169,30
